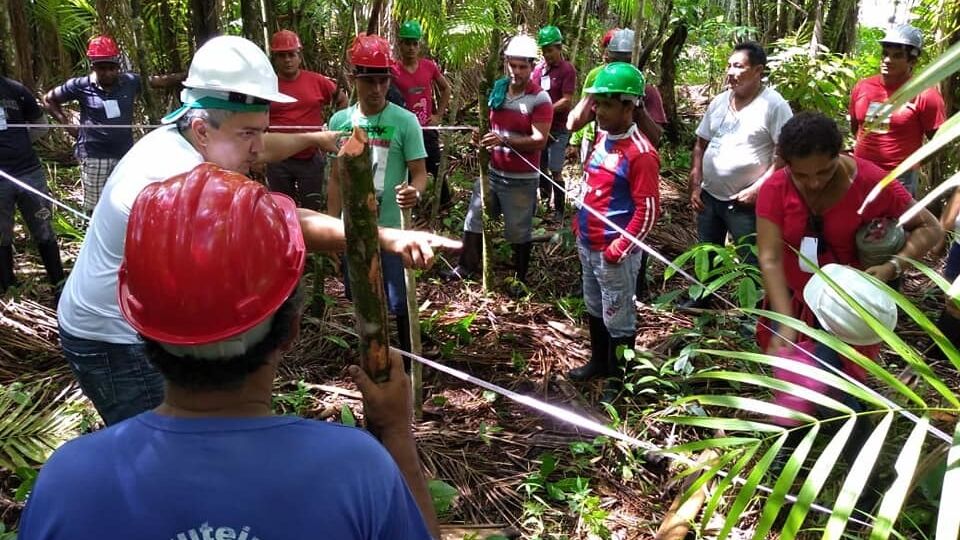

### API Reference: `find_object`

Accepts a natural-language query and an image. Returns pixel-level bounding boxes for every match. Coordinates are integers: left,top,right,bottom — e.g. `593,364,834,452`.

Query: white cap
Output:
504,35,539,59
803,264,897,346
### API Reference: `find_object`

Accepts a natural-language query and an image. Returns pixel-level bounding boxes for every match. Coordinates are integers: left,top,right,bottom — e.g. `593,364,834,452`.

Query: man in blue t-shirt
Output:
42,35,141,214
0,76,65,297
18,166,438,539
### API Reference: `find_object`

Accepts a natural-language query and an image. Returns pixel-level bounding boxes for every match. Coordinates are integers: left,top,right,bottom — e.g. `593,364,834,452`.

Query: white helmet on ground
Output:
504,34,539,59
163,36,295,124
803,264,897,346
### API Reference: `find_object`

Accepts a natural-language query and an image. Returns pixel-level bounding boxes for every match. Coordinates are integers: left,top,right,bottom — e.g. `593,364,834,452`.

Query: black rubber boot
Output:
507,242,533,297
0,245,16,293
635,252,649,300
930,310,960,359
552,177,565,223
568,315,610,381
441,231,482,281
602,335,635,403
37,240,65,287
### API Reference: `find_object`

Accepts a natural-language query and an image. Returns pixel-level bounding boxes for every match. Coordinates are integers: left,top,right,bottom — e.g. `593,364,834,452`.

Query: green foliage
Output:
0,523,17,540
0,382,84,471
676,13,756,87
766,37,858,127
339,404,356,427
427,478,459,515
272,380,312,416
665,240,763,309
520,451,610,538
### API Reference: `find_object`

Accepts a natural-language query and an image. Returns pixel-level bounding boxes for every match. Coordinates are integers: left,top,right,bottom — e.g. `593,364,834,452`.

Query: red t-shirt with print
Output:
390,59,442,126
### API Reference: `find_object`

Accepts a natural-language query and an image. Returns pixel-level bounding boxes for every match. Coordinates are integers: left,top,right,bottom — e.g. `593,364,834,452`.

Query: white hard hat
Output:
504,35,539,59
607,29,636,54
881,24,923,55
803,264,897,346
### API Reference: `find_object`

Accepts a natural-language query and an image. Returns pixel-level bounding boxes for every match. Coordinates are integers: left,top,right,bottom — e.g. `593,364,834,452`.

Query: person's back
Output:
18,412,430,539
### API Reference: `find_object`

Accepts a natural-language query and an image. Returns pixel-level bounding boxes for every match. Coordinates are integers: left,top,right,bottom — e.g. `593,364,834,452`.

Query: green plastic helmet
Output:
537,25,563,47
586,62,645,98
398,20,423,40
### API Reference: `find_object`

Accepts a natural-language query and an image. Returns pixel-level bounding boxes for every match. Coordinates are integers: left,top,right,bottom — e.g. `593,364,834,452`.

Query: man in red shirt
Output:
391,21,453,205
531,25,577,222
267,30,340,211
849,24,945,197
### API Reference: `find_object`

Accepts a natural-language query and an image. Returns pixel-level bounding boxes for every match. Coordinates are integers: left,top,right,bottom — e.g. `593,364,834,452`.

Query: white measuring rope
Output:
4,122,478,132
392,348,869,526
0,169,90,222
495,136,954,445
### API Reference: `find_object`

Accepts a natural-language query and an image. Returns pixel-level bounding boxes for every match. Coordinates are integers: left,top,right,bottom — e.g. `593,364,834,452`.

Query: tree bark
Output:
129,0,161,123
158,0,183,73
5,0,33,85
400,208,424,419
658,22,687,144
637,0,674,70
241,0,265,48
367,0,384,34
189,0,220,48
338,127,391,381
477,30,502,292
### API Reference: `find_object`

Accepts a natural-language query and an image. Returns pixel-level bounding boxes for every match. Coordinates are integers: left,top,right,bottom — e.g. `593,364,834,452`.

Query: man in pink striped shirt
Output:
445,35,553,296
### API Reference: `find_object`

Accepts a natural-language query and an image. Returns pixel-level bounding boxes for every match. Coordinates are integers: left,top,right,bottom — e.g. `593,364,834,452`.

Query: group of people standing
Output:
1,18,955,538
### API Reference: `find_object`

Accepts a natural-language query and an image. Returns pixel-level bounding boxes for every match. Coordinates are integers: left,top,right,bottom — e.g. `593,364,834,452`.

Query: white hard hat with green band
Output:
162,88,271,124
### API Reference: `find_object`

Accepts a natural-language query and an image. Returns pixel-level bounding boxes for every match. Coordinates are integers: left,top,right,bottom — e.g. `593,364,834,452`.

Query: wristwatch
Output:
888,257,903,278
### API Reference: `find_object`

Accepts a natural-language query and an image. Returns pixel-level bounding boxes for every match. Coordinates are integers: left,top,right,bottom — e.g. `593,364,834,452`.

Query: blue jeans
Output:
945,241,960,281
59,327,164,425
696,190,757,265
578,243,641,338
343,251,408,315
0,167,56,246
464,171,538,243
897,169,919,197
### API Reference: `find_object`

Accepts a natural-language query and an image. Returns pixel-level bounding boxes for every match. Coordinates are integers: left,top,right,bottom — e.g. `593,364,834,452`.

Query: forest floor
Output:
0,143,956,539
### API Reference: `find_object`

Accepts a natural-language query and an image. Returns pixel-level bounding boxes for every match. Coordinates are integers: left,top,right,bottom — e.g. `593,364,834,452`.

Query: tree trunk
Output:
241,0,265,48
658,22,687,144
809,0,823,57
637,0,674,70
189,0,220,48
158,0,183,73
478,30,503,292
568,0,588,74
4,0,33,85
129,0,161,123
367,0,384,34
338,127,391,381
400,208,423,419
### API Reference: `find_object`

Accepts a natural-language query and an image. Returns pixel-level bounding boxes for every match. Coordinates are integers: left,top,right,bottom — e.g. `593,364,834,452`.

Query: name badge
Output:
799,236,820,273
540,76,551,91
103,99,121,119
0,107,6,131
519,103,528,115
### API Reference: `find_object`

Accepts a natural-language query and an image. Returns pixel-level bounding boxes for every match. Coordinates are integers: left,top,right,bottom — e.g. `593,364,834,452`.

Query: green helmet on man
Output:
586,62,645,99
398,20,423,40
537,26,563,47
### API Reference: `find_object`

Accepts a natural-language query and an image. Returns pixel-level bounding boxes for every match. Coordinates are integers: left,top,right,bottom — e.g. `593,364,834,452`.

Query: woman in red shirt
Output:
755,112,941,353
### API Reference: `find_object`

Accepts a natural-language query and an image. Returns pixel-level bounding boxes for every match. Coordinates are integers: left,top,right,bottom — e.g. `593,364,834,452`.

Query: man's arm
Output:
40,87,77,138
348,351,441,539
636,106,663,147
325,159,343,218
566,96,595,132
733,146,784,205
396,159,428,209
148,72,187,89
483,120,551,152
261,131,340,164
688,136,708,212
431,73,452,126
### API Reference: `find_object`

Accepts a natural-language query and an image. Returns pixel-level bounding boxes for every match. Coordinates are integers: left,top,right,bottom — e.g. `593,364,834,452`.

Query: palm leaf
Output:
869,416,929,540
753,426,820,538
0,382,85,470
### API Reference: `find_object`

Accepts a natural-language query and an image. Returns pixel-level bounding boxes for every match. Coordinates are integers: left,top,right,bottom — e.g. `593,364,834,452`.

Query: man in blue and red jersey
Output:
445,34,553,296
567,63,659,403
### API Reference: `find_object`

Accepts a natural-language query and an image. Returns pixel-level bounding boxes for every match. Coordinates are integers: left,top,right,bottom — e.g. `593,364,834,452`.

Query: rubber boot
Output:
602,335,635,403
552,175,565,223
930,310,960,359
396,312,413,372
0,245,16,293
441,231,482,281
37,240,65,305
507,242,533,297
568,315,610,381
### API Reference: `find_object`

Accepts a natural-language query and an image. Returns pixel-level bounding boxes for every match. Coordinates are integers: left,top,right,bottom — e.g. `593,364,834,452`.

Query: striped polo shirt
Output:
489,80,553,179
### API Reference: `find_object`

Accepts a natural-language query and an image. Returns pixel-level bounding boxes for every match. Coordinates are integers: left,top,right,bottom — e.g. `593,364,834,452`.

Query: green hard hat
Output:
586,62,645,98
398,20,423,40
537,25,562,47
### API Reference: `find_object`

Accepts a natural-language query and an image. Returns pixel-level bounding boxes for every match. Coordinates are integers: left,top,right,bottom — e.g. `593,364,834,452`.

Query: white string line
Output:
0,169,90,222
495,136,954,445
4,123,478,131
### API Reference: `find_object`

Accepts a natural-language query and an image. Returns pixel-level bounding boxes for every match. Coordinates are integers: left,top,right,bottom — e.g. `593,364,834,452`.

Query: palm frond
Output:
0,382,85,471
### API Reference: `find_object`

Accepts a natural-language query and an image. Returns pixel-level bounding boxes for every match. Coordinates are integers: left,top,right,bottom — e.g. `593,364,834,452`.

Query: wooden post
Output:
400,207,424,419
477,31,503,293
338,127,391,382
429,130,450,227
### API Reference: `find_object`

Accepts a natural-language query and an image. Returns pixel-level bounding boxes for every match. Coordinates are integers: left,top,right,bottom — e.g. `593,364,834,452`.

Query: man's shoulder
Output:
328,105,355,128
760,86,789,105
560,59,577,75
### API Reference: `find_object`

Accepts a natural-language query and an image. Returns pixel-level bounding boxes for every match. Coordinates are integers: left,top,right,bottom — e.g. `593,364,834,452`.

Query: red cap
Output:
87,35,121,62
349,33,392,70
601,28,618,49
118,163,306,346
270,30,302,52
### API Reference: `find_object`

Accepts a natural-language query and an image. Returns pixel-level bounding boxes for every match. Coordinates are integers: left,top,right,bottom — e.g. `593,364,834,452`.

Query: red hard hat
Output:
601,28,619,49
87,35,121,62
271,29,302,52
118,163,306,346
349,33,392,70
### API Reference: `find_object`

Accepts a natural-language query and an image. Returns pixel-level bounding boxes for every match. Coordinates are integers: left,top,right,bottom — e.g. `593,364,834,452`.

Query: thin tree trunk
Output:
658,22,687,144
400,208,423,419
367,0,384,34
0,0,20,80
189,0,220,48
478,31,502,292
429,131,450,227
130,0,161,123
158,0,182,73
338,127,391,381
241,0,265,48
5,0,33,85
569,0,588,73
809,0,823,57
637,0,674,70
